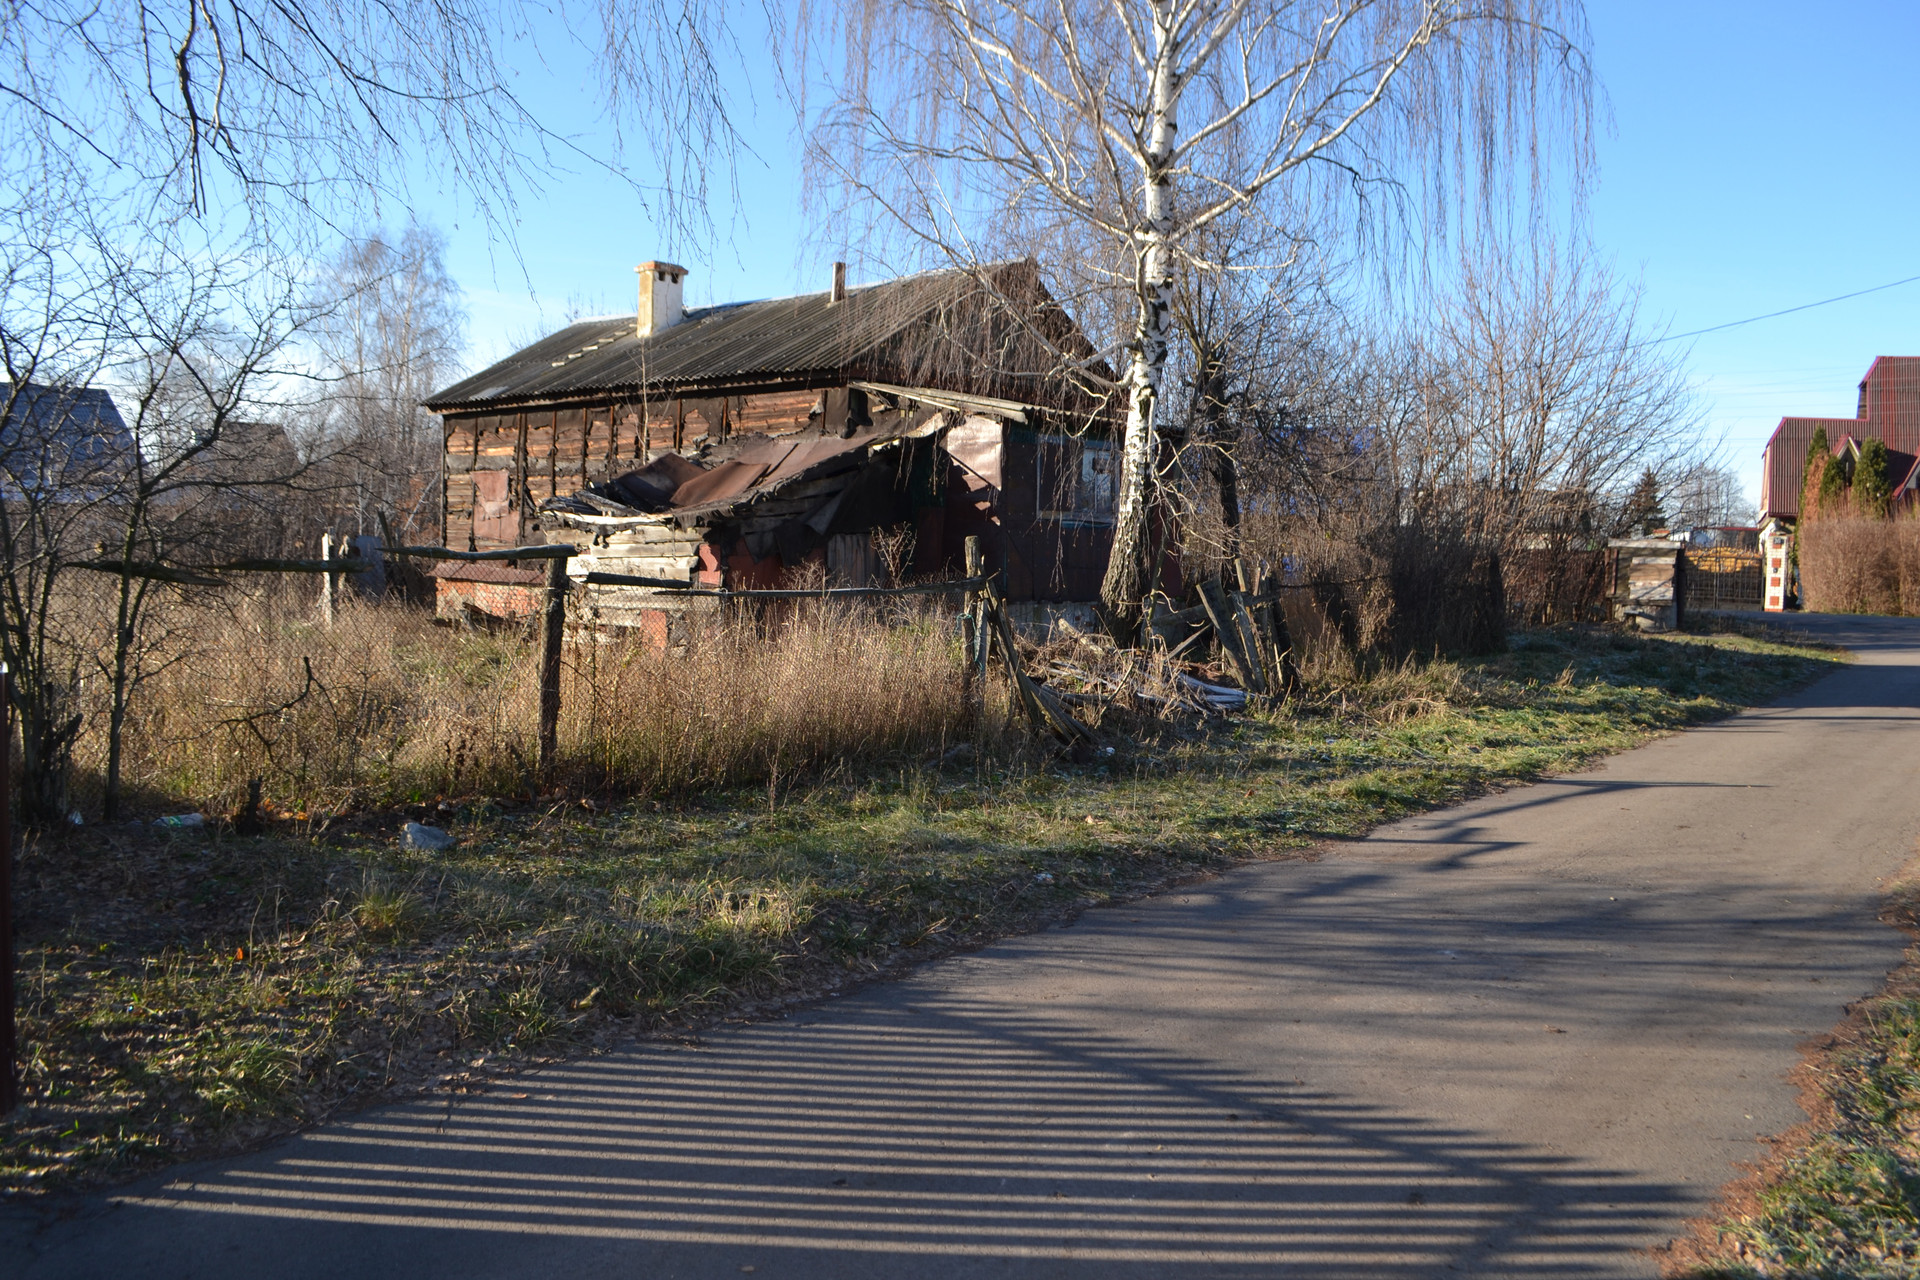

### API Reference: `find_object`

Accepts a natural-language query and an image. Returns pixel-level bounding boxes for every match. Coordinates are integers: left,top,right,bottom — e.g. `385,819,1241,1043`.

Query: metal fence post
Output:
537,556,568,773
1,665,15,1115
318,532,336,627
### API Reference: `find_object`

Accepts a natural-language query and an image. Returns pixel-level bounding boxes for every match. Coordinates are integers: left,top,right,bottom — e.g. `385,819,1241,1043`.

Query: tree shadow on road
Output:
37,997,1683,1280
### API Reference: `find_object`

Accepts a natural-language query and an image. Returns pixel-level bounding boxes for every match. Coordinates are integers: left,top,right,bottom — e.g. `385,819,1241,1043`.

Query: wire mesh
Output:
64,576,984,820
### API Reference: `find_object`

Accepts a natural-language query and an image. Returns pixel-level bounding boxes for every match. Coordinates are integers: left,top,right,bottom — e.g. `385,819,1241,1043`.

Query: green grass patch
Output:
1,622,1841,1194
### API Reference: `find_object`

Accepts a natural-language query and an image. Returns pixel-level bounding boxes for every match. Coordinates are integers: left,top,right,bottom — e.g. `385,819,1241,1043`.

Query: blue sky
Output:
425,1,1920,515
1584,1,1920,508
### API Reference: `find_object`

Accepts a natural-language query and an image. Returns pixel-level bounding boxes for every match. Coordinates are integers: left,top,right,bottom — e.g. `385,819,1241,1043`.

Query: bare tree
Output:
0,208,146,822
1211,235,1703,642
809,0,1594,634
1665,463,1750,530
1403,240,1701,551
0,0,811,821
0,207,328,822
0,0,753,246
1160,203,1336,585
306,222,467,543
89,256,325,819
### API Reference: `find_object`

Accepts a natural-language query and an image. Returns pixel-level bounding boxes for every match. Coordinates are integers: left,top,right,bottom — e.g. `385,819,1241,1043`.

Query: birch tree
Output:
811,0,1592,634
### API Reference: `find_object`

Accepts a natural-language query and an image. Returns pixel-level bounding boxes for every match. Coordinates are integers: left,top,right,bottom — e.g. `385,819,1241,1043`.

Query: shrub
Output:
1797,512,1920,615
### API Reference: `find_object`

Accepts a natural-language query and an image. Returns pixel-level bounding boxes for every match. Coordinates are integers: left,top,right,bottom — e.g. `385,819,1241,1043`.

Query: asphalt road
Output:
8,612,1920,1279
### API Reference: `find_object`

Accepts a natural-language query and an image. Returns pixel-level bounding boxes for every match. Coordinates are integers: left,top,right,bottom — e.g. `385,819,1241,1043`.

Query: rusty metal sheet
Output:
609,451,706,510
667,436,876,522
757,435,866,490
669,458,771,508
945,416,1003,490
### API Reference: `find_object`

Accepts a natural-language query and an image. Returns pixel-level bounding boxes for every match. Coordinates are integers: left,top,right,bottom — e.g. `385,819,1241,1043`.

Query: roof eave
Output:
425,369,849,415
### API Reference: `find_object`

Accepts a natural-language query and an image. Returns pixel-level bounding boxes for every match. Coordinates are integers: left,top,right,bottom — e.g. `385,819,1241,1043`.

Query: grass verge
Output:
1670,877,1920,1279
2,621,1841,1195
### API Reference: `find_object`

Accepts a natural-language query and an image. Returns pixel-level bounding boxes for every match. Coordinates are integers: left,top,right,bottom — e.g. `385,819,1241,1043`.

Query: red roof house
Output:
1761,357,1920,520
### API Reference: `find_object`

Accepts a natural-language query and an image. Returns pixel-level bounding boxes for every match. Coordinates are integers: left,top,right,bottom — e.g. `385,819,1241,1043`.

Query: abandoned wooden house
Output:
423,260,1121,635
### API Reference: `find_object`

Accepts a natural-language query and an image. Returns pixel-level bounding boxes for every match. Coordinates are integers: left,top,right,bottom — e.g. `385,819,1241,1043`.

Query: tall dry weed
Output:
88,591,992,814
561,599,994,794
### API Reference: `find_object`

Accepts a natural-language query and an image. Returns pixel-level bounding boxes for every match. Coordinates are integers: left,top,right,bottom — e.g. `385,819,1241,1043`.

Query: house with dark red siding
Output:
1760,357,1920,521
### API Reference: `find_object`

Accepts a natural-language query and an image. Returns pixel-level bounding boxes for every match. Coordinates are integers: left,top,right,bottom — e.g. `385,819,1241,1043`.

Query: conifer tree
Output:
1801,426,1831,519
1818,444,1850,510
1622,467,1665,533
1856,438,1892,517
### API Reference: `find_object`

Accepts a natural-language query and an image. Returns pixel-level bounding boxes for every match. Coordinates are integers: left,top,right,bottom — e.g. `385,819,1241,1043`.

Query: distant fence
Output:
61,532,1109,827
1683,547,1764,612
1504,548,1614,626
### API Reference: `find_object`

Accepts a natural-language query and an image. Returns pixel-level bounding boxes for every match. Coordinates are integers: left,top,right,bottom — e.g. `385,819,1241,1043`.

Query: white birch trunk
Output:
1099,3,1182,629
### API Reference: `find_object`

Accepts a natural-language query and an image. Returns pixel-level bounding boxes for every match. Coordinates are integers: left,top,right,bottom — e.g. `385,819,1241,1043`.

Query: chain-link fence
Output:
65,575,992,821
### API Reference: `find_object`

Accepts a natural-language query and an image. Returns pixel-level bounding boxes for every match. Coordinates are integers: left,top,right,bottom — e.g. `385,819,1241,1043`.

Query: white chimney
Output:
635,261,687,337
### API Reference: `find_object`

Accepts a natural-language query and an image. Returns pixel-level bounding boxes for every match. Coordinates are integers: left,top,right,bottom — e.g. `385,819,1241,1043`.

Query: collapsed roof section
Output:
537,384,1010,591
538,381,972,528
547,431,881,528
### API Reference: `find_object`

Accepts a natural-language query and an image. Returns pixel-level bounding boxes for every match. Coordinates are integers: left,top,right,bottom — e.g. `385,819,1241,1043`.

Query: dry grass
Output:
560,601,1001,796
84,592,999,817
1,621,1843,1194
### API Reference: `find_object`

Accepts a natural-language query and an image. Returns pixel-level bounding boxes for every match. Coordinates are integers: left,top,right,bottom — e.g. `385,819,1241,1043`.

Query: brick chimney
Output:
831,261,847,304
635,261,687,337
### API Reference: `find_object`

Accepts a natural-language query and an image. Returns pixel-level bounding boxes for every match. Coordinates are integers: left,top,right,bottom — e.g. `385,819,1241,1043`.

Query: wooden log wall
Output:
441,389,827,551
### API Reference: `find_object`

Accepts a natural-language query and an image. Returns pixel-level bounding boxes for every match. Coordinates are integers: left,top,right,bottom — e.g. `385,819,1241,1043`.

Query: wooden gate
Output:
1684,547,1763,611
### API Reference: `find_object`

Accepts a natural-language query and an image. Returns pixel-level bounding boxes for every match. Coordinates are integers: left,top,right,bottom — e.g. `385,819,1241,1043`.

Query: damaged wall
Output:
436,382,1122,632
442,386,843,553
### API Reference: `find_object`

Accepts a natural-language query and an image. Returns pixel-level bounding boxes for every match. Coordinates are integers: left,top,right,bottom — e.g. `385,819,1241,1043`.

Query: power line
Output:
1640,272,1920,347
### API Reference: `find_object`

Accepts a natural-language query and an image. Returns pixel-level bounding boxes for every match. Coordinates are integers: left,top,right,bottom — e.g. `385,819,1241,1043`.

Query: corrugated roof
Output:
1760,416,1860,520
427,268,994,412
1760,356,1920,520
1857,357,1920,453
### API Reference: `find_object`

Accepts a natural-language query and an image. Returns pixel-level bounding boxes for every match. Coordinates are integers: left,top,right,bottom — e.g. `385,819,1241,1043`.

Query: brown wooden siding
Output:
439,391,1114,594
735,389,817,436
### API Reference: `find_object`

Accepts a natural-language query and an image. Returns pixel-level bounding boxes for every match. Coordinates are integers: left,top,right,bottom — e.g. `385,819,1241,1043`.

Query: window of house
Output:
1036,435,1116,525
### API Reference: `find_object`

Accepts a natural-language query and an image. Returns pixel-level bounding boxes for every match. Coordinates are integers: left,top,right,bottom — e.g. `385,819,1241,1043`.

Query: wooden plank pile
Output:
1145,581,1300,701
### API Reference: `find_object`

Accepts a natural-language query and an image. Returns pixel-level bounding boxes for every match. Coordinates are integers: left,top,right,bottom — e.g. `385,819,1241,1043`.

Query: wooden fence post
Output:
960,537,982,721
1197,578,1265,697
1254,593,1300,696
1,666,15,1115
537,556,567,773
